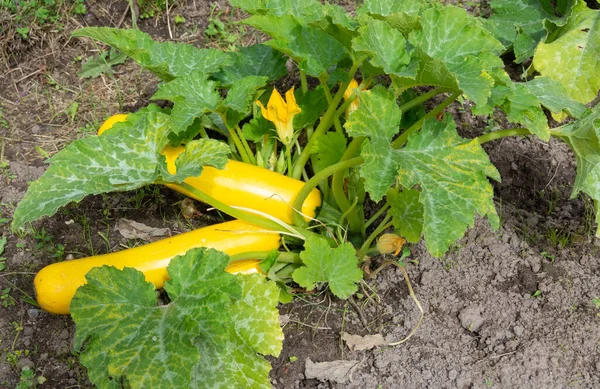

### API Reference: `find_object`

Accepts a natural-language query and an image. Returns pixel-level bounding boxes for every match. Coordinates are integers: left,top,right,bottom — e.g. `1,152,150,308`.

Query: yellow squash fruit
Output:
97,114,322,224
34,220,280,315
97,113,129,135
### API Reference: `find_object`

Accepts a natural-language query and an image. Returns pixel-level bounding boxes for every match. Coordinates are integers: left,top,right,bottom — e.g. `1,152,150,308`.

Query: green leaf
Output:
214,44,288,86
263,0,323,22
72,248,282,389
553,107,600,236
160,139,229,182
310,4,359,50
386,188,423,243
311,132,347,173
0,236,6,255
218,75,268,127
532,1,600,104
229,0,266,14
522,76,588,120
344,86,401,201
484,0,575,62
408,6,504,107
78,49,128,78
11,107,228,230
396,116,500,256
293,86,328,130
353,17,411,75
357,0,425,35
73,28,229,81
347,89,500,256
246,15,348,77
152,72,220,135
293,237,362,299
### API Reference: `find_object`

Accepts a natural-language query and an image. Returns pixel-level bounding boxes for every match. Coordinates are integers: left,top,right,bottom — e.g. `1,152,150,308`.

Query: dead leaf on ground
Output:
341,332,386,351
304,358,361,384
116,218,170,241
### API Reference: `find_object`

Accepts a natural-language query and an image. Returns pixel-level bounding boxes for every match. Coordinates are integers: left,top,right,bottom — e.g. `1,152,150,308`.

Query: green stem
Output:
229,251,301,264
291,157,364,228
391,90,461,149
235,124,256,165
363,203,390,232
358,215,392,258
332,136,366,233
320,77,344,134
229,126,252,164
300,70,308,94
286,145,293,177
291,60,363,180
397,87,449,113
476,128,532,144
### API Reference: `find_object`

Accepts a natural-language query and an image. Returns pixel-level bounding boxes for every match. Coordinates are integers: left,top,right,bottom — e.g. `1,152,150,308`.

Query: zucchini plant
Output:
10,0,600,387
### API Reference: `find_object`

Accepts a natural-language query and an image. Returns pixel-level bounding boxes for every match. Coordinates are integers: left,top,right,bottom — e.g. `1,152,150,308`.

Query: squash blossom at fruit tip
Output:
343,79,360,115
256,87,301,147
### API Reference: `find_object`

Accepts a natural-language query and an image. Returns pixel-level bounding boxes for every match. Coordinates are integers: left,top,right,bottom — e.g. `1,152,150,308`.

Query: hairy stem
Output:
363,203,390,232
397,87,450,113
320,77,344,134
291,157,364,228
300,70,308,94
357,215,392,258
234,124,256,165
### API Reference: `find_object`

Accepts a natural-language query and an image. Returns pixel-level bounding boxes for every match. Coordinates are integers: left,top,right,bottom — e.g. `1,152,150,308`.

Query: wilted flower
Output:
256,87,301,147
377,233,406,256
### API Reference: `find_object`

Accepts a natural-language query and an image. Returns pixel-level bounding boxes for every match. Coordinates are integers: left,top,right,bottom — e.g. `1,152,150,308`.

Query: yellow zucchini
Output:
34,220,279,315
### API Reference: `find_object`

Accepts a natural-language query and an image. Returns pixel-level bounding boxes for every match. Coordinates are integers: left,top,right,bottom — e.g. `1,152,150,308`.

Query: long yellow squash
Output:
34,220,280,315
98,114,322,224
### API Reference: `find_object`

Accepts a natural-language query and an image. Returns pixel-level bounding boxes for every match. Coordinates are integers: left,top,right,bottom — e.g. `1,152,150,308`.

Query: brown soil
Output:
1,1,599,389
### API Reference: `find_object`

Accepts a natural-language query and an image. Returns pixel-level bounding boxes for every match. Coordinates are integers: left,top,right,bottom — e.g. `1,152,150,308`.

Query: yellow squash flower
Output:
256,87,301,147
343,79,360,115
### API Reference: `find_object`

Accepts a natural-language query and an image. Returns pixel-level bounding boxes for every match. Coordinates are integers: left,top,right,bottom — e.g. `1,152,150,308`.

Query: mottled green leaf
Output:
309,4,359,50
214,44,288,86
386,188,423,243
293,237,362,299
553,106,600,236
357,0,424,34
532,1,600,104
11,107,228,230
523,76,588,120
396,116,500,256
408,6,504,106
72,248,282,389
344,86,402,201
312,132,347,173
152,72,220,135
353,17,411,75
264,0,323,22
484,0,575,62
246,15,348,77
73,28,229,81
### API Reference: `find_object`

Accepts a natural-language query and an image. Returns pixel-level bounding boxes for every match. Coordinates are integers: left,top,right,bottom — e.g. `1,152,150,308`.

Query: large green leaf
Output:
396,116,500,256
11,107,228,230
72,28,229,81
408,6,504,107
484,0,575,62
532,1,600,104
522,76,588,120
311,131,347,174
344,86,402,201
246,14,348,77
357,0,425,35
152,72,220,135
553,107,600,236
353,17,411,75
72,248,282,389
214,44,288,86
293,237,362,299
346,88,499,256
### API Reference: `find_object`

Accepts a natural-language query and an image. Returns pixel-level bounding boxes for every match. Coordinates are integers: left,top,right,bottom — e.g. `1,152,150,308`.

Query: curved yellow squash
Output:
34,220,280,315
97,114,322,224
